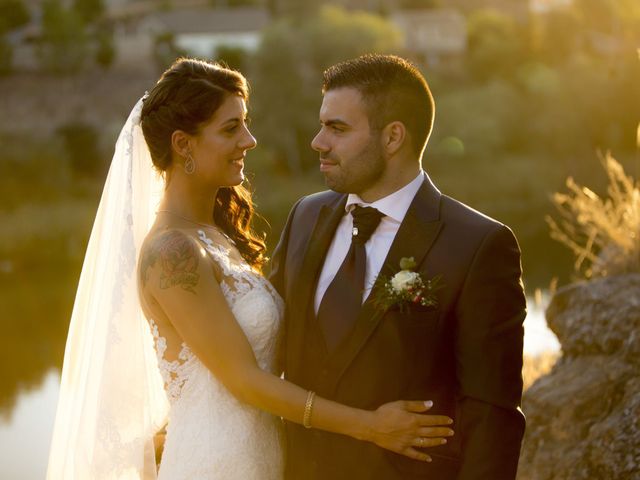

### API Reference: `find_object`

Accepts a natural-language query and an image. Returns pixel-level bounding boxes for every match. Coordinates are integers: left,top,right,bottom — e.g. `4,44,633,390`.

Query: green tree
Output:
38,0,88,73
267,0,322,18
214,44,249,72
251,6,403,172
153,32,187,73
95,29,115,69
57,121,103,177
399,0,442,9
574,0,640,34
572,0,640,50
533,8,581,64
72,0,103,23
0,35,12,75
467,9,525,81
0,0,30,33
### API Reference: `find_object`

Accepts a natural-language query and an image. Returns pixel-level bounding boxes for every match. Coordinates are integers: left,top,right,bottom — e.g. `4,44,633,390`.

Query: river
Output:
0,296,559,480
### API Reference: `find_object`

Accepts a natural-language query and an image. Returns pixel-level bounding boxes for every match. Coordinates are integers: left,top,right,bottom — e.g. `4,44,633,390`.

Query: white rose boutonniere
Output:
390,270,421,292
372,257,443,312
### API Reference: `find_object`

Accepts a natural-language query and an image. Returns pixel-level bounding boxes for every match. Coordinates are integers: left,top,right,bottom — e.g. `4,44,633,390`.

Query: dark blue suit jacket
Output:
269,175,526,479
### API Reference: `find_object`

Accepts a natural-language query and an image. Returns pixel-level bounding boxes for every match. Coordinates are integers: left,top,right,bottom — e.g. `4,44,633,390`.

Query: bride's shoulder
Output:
141,227,205,259
138,228,217,291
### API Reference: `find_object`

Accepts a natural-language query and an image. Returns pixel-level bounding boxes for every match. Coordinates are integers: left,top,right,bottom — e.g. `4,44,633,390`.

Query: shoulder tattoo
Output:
141,230,200,294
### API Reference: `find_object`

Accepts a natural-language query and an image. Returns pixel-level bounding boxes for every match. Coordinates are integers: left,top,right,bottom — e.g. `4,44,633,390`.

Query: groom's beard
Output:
321,141,385,195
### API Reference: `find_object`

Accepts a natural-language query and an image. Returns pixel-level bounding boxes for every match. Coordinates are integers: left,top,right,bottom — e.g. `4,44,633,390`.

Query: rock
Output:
517,275,640,480
545,274,640,360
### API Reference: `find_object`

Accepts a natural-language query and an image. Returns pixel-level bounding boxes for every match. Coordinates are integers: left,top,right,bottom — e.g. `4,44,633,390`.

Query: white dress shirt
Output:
314,172,425,314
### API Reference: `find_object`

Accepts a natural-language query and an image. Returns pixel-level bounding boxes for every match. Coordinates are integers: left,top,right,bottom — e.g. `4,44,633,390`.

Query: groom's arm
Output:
268,198,303,376
454,224,526,480
268,198,302,297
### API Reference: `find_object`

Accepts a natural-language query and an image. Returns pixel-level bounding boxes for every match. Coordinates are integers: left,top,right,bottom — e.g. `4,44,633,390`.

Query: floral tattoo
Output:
141,231,200,294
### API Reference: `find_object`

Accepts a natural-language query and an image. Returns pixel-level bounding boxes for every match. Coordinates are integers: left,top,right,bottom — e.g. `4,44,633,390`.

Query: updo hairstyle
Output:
141,58,266,270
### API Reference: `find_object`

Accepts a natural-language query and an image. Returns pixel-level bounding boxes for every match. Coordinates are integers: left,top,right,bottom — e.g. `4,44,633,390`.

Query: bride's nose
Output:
239,126,257,150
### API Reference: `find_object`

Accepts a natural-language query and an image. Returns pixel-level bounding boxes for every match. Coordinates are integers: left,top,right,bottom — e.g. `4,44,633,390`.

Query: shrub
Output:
153,32,186,72
214,44,248,72
95,29,115,69
0,0,30,33
0,35,12,75
38,0,89,73
57,122,103,176
72,0,104,24
546,153,640,278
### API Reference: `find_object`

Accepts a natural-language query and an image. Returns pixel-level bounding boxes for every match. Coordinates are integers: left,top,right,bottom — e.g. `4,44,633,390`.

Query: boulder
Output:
517,274,640,480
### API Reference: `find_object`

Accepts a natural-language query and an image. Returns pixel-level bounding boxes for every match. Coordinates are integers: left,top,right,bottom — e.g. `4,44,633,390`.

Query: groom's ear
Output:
382,121,406,156
171,130,192,158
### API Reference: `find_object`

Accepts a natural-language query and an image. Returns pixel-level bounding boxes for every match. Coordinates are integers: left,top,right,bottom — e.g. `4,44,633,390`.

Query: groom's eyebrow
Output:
322,119,349,127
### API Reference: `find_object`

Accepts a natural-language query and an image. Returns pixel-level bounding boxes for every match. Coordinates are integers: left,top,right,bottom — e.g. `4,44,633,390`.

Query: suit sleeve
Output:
268,198,302,297
454,224,527,480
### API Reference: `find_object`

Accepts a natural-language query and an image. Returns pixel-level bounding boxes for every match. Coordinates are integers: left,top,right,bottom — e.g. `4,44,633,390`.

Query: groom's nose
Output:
311,130,328,153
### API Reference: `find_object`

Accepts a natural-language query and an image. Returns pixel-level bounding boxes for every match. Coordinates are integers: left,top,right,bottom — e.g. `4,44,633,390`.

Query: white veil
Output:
47,98,169,479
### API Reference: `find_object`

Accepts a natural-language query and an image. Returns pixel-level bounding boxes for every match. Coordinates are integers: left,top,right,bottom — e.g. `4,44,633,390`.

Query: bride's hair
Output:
140,57,267,270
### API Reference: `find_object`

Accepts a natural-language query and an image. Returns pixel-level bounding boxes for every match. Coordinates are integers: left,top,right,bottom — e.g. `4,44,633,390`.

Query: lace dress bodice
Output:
149,229,284,480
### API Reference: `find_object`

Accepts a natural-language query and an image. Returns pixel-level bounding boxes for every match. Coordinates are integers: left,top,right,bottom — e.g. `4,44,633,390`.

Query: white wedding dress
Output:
46,98,285,479
150,230,285,480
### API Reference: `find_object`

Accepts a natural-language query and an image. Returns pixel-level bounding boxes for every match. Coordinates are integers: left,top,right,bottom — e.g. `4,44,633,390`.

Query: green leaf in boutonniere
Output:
371,257,444,313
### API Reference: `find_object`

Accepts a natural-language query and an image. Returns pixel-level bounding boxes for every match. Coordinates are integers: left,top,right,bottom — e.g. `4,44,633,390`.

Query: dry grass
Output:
523,351,560,391
546,153,640,279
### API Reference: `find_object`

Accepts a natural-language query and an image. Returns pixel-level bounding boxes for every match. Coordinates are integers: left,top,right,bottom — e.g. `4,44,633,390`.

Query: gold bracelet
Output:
303,390,316,429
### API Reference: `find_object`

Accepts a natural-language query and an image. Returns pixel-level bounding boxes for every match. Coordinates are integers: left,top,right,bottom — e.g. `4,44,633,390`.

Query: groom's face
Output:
311,87,385,196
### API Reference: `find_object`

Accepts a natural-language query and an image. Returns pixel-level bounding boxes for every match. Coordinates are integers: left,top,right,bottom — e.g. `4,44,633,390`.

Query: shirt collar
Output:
345,171,424,223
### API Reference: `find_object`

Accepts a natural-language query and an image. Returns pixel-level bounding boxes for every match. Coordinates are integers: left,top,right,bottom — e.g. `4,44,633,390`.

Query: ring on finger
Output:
418,437,425,447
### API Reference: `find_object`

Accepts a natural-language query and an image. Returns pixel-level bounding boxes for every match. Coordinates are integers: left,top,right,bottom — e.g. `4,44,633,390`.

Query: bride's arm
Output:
141,230,454,462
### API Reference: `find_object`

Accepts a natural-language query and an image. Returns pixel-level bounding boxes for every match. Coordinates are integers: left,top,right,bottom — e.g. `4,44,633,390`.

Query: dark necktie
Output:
317,205,385,351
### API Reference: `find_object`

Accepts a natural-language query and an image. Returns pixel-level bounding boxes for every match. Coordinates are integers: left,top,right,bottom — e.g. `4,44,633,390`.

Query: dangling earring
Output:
184,152,196,175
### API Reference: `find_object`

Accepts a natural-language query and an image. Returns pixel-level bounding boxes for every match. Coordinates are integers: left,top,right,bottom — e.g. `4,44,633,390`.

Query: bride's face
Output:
189,94,256,187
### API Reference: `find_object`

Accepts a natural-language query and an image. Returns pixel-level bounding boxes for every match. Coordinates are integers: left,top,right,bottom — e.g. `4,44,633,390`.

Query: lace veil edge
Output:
46,98,169,480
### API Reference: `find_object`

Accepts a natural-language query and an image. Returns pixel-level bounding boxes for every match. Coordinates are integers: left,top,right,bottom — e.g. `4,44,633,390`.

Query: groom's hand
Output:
368,400,454,462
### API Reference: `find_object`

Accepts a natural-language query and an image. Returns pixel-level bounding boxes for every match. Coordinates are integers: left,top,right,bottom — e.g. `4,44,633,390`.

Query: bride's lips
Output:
230,157,245,168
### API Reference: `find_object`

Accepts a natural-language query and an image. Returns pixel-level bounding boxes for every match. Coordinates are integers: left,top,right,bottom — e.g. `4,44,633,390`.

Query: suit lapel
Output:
321,176,444,392
287,195,347,379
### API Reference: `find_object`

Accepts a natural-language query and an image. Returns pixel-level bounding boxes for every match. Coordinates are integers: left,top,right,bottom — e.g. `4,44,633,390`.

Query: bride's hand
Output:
365,400,454,462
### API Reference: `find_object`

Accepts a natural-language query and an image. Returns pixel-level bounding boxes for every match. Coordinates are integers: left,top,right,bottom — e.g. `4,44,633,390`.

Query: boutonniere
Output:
371,257,443,313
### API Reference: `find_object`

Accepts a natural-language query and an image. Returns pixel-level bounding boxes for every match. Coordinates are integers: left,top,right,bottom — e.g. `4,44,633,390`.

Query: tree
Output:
0,0,25,76
57,121,103,177
0,0,30,33
214,44,249,72
38,0,88,73
467,9,525,81
72,0,104,23
251,6,403,172
267,0,322,18
153,32,187,73
532,8,581,64
399,0,442,9
95,29,115,69
0,35,12,75
573,0,640,48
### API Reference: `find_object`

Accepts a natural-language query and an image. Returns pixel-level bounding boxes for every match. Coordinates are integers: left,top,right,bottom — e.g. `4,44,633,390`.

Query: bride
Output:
47,58,453,479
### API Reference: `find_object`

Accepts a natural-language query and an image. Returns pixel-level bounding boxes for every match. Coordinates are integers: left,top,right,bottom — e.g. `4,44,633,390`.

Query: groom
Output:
270,54,526,479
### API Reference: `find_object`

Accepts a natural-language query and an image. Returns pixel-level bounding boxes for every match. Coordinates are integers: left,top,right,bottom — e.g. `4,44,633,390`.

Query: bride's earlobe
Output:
171,130,192,159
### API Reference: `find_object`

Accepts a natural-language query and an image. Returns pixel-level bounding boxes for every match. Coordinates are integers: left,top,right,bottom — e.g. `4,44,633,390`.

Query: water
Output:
0,297,558,480
523,295,560,355
0,370,59,480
